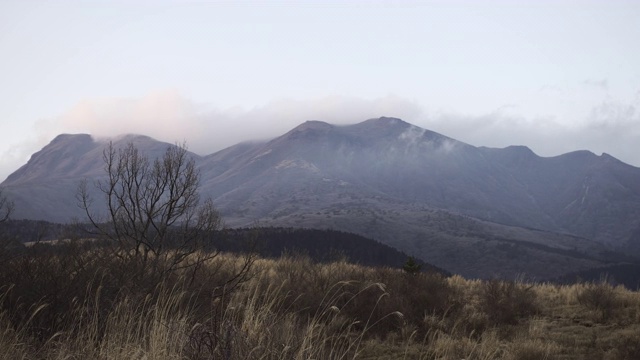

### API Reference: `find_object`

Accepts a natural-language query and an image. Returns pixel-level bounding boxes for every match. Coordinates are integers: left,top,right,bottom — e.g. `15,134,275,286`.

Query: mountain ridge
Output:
3,117,640,278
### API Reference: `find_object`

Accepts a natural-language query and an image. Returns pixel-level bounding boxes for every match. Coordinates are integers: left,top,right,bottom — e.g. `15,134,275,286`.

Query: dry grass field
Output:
1,242,639,359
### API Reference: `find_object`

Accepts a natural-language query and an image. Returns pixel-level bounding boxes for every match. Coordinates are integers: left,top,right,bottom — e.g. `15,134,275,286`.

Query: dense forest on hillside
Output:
0,220,442,273
5,219,640,288
218,227,447,273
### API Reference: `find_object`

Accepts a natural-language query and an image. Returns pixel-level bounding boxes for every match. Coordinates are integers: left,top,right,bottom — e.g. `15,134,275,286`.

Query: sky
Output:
1,0,640,181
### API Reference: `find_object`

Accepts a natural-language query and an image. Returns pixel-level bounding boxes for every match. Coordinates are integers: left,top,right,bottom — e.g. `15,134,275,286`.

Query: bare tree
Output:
0,188,16,263
78,141,242,281
0,188,14,223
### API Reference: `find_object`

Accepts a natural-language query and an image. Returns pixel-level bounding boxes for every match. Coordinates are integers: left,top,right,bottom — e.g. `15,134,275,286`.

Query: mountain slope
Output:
480,146,640,245
198,117,640,247
200,118,553,230
2,134,202,223
2,118,640,278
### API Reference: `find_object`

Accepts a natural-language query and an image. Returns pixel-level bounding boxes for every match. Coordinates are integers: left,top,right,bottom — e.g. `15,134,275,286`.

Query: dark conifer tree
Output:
403,256,421,275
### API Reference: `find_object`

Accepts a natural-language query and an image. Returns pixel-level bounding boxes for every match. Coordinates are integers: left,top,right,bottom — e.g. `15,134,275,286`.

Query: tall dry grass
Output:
1,243,640,359
0,250,394,359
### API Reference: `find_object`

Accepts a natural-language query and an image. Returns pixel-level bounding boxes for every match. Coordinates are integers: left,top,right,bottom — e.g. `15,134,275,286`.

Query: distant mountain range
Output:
3,117,640,279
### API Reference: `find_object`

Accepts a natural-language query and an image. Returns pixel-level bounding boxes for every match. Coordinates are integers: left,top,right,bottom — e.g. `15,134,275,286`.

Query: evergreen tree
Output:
403,256,421,275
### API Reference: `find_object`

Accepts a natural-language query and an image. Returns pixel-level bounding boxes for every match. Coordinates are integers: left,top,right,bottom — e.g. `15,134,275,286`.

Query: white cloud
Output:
2,90,640,183
0,92,428,182
58,89,200,142
51,91,425,156
421,97,640,168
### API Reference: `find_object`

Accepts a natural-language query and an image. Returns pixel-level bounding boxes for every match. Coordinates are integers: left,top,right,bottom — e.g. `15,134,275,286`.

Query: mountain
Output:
3,117,640,279
201,118,551,229
480,146,640,246
2,134,202,222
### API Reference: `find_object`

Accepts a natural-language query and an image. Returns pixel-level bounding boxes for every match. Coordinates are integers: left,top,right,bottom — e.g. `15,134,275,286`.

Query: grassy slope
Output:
1,245,639,360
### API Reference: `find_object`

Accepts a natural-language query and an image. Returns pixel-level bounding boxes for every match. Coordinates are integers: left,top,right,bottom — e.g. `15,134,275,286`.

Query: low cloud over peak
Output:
53,92,426,156
2,90,640,182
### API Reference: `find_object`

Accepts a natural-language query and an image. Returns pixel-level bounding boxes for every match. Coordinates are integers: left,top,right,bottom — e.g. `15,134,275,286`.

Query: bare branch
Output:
0,187,15,223
76,140,240,281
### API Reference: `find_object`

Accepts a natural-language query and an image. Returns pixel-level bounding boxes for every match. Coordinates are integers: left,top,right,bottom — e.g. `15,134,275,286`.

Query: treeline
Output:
0,220,446,274
0,219,72,243
7,219,640,288
218,227,447,274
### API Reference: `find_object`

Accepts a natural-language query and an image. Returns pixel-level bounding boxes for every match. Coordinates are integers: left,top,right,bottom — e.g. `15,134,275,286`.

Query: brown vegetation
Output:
1,243,639,359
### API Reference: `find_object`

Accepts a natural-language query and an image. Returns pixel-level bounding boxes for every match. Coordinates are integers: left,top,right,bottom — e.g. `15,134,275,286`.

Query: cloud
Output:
58,89,201,143
420,97,640,168
586,100,638,131
1,91,427,182
54,91,425,156
577,98,640,165
68,83,640,171
3,90,640,183
423,110,567,153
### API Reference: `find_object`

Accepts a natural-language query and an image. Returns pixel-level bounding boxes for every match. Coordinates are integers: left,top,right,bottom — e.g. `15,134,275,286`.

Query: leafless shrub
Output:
577,279,619,321
478,279,538,325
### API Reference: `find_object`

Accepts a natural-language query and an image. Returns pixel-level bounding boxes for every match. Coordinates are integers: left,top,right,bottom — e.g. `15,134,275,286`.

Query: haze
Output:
1,0,639,181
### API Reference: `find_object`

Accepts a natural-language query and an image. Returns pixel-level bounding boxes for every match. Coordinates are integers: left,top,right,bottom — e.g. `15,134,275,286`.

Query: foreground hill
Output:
2,247,639,359
3,117,640,279
0,220,445,275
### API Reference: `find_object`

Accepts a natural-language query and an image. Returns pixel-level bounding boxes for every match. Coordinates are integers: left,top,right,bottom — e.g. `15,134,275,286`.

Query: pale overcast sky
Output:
1,1,639,181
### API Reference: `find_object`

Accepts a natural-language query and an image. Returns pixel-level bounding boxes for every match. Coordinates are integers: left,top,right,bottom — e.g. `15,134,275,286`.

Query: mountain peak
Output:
345,116,411,136
360,117,409,128
342,117,458,149
280,121,335,143
503,145,537,159
104,133,158,144
599,152,624,164
50,133,93,144
4,134,99,185
2,133,183,186
505,145,534,152
293,120,334,131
